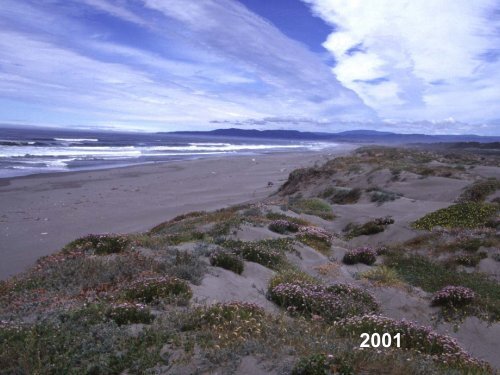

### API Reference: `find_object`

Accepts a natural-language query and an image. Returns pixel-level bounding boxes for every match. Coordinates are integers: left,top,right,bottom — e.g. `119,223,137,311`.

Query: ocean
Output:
0,127,338,178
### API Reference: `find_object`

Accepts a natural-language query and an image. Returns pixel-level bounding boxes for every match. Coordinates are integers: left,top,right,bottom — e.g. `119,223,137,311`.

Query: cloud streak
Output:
0,0,373,131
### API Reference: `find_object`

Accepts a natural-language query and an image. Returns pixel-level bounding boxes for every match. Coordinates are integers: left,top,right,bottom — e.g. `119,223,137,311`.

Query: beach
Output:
0,145,354,279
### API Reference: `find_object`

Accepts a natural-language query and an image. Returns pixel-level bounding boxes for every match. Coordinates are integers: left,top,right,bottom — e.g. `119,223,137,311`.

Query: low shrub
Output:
122,276,192,303
268,219,299,234
289,198,335,220
323,187,361,205
431,286,476,308
183,302,266,345
292,353,353,375
210,251,244,274
385,252,500,320
220,239,293,269
412,202,498,230
106,303,154,325
296,226,333,254
269,282,378,322
454,253,487,267
334,315,491,372
265,212,310,226
342,247,377,265
368,188,401,205
64,234,129,255
343,217,393,239
457,179,500,203
267,269,319,293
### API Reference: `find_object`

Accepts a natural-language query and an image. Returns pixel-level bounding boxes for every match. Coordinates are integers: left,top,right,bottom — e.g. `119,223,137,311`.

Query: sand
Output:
0,146,355,280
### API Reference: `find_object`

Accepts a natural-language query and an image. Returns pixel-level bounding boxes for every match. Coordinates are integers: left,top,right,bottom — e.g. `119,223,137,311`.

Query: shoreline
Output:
0,145,356,280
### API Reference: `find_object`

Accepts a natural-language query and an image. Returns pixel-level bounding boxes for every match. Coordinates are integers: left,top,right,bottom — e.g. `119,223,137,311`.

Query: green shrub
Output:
210,251,244,274
368,188,401,205
454,253,487,267
220,239,294,270
342,247,377,265
64,234,129,255
265,212,310,226
268,269,319,294
0,314,169,374
296,226,333,255
182,302,266,345
289,198,335,220
431,286,476,308
457,179,500,203
385,252,500,320
322,187,361,205
268,220,300,234
269,282,378,322
122,276,192,303
106,303,154,325
335,315,491,373
292,353,353,375
343,217,393,239
412,203,498,230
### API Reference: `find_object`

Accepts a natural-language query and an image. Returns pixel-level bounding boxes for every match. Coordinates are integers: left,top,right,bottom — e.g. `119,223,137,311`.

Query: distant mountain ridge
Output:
166,128,499,143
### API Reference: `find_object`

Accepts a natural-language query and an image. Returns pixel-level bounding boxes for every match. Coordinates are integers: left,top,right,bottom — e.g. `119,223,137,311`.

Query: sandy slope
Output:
0,146,354,279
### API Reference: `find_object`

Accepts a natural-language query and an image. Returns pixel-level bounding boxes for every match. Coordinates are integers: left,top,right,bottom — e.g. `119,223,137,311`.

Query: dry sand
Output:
0,146,355,279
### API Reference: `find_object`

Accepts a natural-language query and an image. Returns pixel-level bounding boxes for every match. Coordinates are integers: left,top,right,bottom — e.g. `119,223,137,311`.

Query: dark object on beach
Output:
267,181,274,187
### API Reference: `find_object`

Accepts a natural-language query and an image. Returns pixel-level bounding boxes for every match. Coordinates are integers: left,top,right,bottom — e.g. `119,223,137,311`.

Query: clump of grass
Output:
268,282,378,322
412,202,498,230
457,179,500,203
268,219,299,234
106,303,155,326
322,187,361,205
209,251,244,274
289,198,335,220
296,226,333,255
334,315,492,373
64,234,129,255
359,266,402,286
122,276,192,304
342,247,377,265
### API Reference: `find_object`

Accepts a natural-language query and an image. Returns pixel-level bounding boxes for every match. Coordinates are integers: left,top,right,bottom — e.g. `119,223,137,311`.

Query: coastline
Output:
0,145,356,279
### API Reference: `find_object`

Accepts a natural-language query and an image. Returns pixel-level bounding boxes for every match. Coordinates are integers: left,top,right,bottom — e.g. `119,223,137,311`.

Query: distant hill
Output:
166,128,500,144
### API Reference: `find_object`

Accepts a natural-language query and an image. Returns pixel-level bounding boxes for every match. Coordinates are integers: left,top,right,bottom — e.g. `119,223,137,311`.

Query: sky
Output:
0,0,499,135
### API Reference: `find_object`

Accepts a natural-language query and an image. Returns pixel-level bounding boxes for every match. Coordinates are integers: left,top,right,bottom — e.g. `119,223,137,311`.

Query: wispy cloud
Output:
0,0,373,131
303,0,500,127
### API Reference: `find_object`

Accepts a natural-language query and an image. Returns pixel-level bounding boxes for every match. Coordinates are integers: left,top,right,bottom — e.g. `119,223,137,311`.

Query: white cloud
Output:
0,0,375,131
303,0,500,126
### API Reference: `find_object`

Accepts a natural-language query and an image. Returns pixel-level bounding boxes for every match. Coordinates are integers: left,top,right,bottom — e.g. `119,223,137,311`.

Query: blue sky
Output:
0,0,499,135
